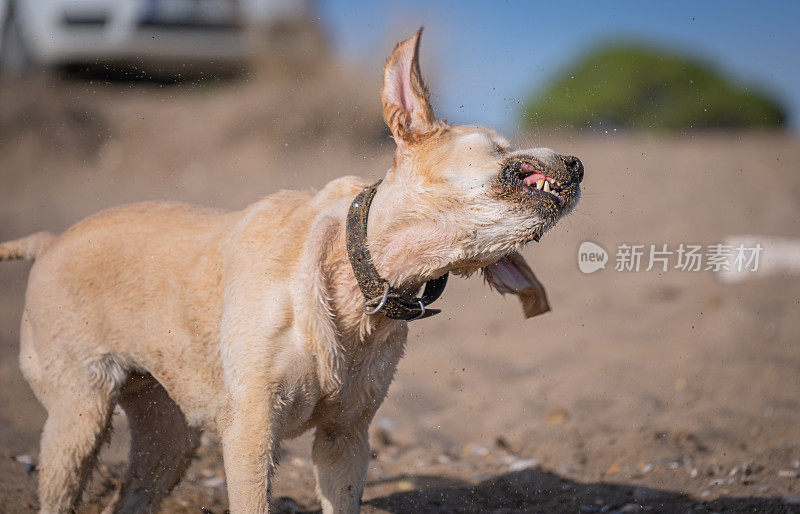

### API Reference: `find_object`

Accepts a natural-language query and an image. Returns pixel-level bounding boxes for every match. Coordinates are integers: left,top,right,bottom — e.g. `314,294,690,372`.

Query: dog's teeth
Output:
536,179,544,189
543,181,551,192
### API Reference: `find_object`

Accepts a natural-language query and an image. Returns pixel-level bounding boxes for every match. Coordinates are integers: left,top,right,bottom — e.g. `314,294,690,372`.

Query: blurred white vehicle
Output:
0,0,310,76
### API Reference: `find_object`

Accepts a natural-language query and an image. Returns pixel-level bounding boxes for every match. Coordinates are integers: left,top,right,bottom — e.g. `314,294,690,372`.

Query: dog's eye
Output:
492,142,510,156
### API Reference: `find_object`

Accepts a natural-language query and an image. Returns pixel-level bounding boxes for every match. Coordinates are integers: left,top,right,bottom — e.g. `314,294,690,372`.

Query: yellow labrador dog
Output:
0,31,583,513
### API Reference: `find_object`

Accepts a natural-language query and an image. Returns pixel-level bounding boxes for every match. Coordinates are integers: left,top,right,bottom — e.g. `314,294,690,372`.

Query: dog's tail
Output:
0,232,57,261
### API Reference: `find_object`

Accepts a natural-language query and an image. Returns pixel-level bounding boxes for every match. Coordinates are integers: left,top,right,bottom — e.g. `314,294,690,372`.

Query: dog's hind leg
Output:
104,374,200,514
36,356,122,513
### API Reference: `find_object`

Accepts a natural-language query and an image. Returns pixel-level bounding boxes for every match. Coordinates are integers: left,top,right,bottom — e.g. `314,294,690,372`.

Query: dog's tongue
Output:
523,172,547,187
520,163,546,186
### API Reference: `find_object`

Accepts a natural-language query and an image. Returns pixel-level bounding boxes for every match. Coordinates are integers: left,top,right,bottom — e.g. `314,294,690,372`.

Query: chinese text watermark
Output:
578,242,763,274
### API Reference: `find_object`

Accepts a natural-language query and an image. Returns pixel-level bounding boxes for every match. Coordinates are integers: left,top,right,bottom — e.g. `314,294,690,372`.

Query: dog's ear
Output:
482,252,551,319
382,28,436,146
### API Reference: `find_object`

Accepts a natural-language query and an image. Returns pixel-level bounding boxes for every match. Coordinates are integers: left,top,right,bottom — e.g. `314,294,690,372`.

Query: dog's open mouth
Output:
493,155,581,221
517,162,565,206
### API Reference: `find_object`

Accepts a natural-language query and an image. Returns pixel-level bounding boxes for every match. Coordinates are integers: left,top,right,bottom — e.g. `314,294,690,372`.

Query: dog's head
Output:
371,30,583,318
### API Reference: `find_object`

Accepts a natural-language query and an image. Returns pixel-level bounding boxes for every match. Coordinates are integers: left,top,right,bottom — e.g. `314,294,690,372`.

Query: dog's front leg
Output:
312,422,370,514
221,389,287,514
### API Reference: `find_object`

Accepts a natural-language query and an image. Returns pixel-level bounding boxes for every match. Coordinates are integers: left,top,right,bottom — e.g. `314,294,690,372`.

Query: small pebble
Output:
395,479,415,491
202,476,226,489
14,454,36,474
508,458,539,472
14,454,35,466
469,445,489,456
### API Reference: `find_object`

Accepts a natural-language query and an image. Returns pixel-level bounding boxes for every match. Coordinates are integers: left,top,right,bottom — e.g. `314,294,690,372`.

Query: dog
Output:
0,30,583,513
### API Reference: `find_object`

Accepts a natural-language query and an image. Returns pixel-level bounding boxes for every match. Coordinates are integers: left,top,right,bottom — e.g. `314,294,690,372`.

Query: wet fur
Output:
1,30,580,513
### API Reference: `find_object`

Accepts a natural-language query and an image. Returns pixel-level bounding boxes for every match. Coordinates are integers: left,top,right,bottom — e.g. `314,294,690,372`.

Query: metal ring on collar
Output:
413,300,426,320
363,283,391,315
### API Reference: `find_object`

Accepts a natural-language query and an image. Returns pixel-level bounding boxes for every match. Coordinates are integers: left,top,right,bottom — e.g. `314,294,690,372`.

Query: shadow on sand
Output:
346,468,795,514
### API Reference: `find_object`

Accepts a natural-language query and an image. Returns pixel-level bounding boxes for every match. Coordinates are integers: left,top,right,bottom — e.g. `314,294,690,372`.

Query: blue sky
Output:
316,0,800,132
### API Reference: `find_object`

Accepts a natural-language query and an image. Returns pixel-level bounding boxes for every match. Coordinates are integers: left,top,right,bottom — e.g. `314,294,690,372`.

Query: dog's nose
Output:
562,155,584,183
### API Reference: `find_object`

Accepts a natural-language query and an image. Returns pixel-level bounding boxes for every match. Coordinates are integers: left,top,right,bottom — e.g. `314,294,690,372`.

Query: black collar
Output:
345,180,448,321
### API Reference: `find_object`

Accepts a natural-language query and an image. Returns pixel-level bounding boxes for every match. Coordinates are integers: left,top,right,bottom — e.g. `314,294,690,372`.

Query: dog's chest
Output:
319,326,408,423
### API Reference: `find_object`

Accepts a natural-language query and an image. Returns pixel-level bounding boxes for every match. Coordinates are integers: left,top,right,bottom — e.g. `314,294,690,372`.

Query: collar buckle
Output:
363,283,392,315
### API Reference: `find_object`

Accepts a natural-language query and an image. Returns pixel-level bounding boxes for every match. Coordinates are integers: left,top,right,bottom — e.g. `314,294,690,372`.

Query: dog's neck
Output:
324,176,454,340
365,178,453,289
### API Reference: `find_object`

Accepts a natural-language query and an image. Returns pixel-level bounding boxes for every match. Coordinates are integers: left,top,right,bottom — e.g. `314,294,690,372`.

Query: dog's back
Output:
19,202,234,413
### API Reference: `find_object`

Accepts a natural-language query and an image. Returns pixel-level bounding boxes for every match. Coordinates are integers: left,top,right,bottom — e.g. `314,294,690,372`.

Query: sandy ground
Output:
1,69,800,513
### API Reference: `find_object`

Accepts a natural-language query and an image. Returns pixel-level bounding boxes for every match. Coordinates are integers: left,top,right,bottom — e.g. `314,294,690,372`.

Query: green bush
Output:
522,42,786,131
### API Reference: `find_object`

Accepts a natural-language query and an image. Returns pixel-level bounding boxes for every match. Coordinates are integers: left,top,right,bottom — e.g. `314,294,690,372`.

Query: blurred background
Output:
1,1,799,512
